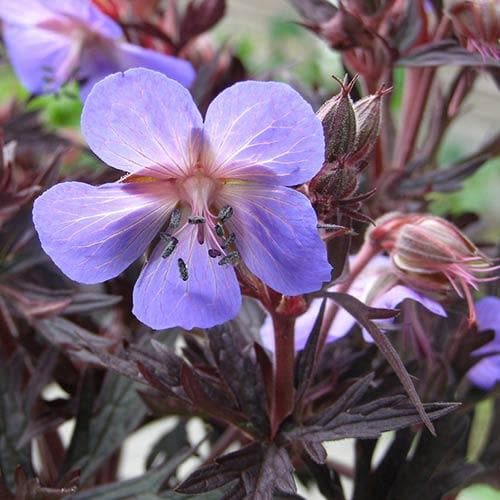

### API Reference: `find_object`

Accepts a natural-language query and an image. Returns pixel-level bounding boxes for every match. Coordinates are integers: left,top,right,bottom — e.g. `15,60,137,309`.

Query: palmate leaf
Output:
62,370,146,483
322,292,437,434
0,355,32,490
70,444,195,500
177,443,296,500
208,326,270,437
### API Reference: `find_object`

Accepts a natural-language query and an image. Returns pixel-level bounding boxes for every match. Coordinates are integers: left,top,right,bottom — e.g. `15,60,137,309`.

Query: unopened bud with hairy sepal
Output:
368,213,499,324
317,76,357,163
350,84,391,163
448,0,500,60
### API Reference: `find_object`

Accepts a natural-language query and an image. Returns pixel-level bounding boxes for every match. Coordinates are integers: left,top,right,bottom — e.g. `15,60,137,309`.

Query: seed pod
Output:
317,77,357,162
350,86,389,163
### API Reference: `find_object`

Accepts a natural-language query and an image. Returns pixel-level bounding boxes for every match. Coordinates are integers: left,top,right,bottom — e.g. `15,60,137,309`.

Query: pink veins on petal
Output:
33,68,331,329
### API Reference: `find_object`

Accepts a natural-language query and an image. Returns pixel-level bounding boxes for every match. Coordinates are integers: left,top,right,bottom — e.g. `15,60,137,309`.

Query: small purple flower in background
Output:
0,0,195,99
32,68,331,330
467,296,500,390
260,254,446,351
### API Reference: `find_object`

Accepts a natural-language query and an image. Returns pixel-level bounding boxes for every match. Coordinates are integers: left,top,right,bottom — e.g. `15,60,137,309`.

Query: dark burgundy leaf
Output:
302,452,345,500
0,354,33,490
398,40,500,68
145,421,190,469
63,370,146,482
387,414,480,499
177,443,296,499
70,445,196,499
208,326,270,436
324,292,435,434
287,398,459,442
180,363,244,426
294,298,326,406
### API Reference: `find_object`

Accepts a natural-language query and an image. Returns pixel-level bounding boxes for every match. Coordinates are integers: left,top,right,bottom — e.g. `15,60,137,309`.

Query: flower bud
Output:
317,77,357,163
448,0,500,60
350,84,390,163
369,213,499,323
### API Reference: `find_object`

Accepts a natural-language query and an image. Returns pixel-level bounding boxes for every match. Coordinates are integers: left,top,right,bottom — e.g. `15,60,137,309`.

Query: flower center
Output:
159,175,240,281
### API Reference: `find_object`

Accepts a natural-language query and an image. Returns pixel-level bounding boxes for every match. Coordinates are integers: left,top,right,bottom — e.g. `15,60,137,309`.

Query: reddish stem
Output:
271,312,295,437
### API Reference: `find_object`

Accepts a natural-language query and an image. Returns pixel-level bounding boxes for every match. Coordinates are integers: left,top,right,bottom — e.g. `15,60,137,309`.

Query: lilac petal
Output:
373,285,446,318
467,296,500,390
81,68,203,179
133,225,241,330
203,81,324,185
475,296,500,337
2,24,73,94
0,0,55,24
116,42,195,88
33,181,176,284
219,183,331,295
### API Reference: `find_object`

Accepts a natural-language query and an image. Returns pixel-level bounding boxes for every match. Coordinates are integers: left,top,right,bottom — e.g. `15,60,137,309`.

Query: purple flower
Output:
261,255,446,351
0,0,195,99
32,68,331,330
467,296,500,390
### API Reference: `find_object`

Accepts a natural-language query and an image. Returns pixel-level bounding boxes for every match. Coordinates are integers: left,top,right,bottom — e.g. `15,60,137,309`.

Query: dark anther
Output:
169,208,181,230
218,251,241,267
218,205,233,223
221,232,236,249
208,248,222,258
215,223,225,238
177,258,189,281
188,215,206,224
160,234,178,258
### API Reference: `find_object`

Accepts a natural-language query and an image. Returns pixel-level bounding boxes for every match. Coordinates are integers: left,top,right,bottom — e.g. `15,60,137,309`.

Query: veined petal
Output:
2,23,74,94
0,0,55,24
0,0,122,38
81,68,203,179
133,225,241,330
116,42,195,88
203,81,325,185
219,183,331,295
467,296,500,390
33,181,176,284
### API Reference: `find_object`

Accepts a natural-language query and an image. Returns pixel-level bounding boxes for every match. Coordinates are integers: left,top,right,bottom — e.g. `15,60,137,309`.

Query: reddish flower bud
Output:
448,0,500,60
350,84,391,163
317,77,357,163
369,213,499,324
320,3,374,49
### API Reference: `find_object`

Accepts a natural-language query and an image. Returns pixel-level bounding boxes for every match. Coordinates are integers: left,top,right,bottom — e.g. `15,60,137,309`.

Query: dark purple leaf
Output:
387,414,480,499
208,326,270,436
0,354,33,490
62,370,146,482
294,299,327,406
398,40,500,68
302,452,345,500
324,292,435,435
145,421,189,469
177,443,296,499
70,445,196,499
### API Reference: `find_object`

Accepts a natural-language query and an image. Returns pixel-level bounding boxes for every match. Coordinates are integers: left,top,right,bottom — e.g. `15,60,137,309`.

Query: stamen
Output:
221,232,236,249
218,205,234,223
188,215,206,224
215,223,225,238
169,208,182,231
218,251,241,267
177,258,189,281
160,234,178,258
208,249,222,258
